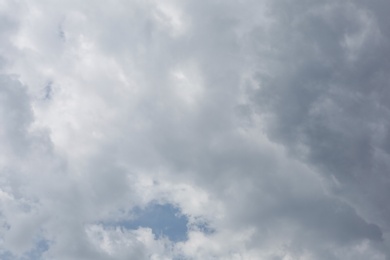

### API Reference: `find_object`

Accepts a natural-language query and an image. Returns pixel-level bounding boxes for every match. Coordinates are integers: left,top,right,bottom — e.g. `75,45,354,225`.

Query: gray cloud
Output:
248,0,390,256
0,0,389,259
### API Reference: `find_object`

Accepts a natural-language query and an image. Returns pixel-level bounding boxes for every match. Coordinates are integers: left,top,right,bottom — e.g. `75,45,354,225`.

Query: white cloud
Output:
0,0,389,259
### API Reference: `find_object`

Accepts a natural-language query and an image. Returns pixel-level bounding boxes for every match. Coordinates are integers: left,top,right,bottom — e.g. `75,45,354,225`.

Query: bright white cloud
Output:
0,0,390,259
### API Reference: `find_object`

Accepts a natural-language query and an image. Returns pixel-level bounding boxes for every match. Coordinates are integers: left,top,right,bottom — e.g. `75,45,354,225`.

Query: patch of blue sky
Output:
106,203,189,242
193,221,215,235
21,239,49,260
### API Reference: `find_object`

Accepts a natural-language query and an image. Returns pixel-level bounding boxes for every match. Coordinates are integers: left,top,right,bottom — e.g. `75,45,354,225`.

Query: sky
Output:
0,0,390,259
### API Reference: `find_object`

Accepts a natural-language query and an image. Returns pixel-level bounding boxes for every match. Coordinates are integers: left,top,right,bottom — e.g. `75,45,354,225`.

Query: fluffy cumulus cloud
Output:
1,0,390,259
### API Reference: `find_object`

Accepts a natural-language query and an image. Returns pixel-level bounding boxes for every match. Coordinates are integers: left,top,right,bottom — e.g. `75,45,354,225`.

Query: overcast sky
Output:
1,0,390,259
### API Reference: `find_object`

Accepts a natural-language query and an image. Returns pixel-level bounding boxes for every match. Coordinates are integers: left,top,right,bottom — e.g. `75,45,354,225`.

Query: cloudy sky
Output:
1,0,390,259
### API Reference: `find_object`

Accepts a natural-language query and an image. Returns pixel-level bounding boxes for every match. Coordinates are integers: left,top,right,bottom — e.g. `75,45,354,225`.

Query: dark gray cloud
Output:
0,0,389,259
247,0,390,257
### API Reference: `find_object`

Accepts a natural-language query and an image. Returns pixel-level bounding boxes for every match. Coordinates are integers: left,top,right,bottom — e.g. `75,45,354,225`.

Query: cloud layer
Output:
0,0,390,259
